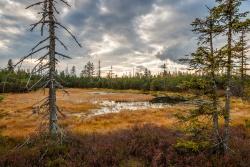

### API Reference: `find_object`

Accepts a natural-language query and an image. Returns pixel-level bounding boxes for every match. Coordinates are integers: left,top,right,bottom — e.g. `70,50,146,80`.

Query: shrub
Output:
0,125,249,167
175,139,210,154
46,158,67,167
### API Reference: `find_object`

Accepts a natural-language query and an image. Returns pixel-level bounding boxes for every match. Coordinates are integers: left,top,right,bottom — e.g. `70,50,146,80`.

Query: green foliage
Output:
245,119,250,128
81,61,95,77
0,96,4,102
180,77,209,94
175,101,216,150
0,69,38,93
61,74,201,92
175,139,210,153
0,69,249,96
7,59,14,72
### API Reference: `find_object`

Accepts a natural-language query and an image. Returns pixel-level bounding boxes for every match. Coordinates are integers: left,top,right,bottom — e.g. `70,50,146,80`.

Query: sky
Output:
0,0,249,76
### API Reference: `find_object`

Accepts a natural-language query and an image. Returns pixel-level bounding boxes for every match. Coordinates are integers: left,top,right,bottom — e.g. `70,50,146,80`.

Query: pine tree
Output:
81,61,95,78
161,63,167,76
191,6,223,148
71,66,76,77
144,68,151,78
7,59,14,72
107,66,114,78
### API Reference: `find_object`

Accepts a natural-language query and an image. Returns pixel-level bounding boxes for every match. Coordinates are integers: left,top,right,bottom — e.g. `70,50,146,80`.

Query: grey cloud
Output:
155,39,196,62
0,0,248,74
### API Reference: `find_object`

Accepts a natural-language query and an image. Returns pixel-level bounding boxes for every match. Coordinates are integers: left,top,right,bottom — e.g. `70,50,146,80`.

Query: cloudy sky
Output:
0,0,249,76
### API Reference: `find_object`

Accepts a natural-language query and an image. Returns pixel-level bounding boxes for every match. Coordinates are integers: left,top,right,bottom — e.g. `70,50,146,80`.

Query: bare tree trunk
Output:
212,72,219,143
48,0,57,135
98,60,101,78
240,31,245,98
209,26,219,145
224,10,233,152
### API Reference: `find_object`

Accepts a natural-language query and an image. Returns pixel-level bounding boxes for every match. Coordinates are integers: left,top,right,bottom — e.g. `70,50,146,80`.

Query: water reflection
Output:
90,101,170,116
70,100,170,119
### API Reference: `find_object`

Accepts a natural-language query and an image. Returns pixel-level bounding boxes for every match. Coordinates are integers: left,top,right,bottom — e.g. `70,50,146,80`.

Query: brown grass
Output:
231,97,250,126
71,105,192,135
0,89,154,137
0,88,249,138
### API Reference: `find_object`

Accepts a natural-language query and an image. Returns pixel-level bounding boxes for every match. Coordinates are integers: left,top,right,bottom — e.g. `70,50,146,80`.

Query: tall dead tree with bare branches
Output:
15,0,81,136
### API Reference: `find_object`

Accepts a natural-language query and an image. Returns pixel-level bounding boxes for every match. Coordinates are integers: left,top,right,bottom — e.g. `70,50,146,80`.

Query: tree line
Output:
1,59,248,96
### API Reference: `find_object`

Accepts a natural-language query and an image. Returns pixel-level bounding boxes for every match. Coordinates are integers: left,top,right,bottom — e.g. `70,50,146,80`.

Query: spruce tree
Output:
215,0,249,151
234,19,250,98
7,59,14,72
71,66,76,77
191,6,224,148
81,61,95,78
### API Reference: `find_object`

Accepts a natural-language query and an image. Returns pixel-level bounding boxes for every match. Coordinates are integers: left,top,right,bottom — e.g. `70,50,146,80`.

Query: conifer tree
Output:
81,61,95,78
144,68,151,78
7,59,14,72
191,6,223,147
107,66,114,79
161,63,167,76
71,66,76,77
234,19,250,98
215,0,249,151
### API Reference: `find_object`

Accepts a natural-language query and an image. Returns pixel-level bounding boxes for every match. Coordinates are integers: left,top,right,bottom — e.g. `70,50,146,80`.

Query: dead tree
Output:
14,0,81,136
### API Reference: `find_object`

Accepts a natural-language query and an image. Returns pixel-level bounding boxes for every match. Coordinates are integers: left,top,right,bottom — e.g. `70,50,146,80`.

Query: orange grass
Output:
0,89,154,137
70,105,192,135
231,97,250,126
0,88,249,138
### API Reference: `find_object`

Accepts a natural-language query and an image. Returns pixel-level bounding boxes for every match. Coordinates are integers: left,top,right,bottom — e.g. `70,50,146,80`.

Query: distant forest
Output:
0,59,249,96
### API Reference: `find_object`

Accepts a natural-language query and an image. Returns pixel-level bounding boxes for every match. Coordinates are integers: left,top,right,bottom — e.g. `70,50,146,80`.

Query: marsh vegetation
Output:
0,0,250,166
